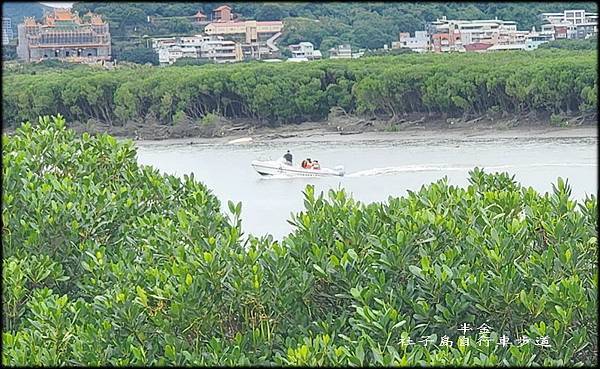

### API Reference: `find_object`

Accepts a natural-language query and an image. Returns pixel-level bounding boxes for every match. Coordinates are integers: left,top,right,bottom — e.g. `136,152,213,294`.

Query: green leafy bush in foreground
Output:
2,116,598,366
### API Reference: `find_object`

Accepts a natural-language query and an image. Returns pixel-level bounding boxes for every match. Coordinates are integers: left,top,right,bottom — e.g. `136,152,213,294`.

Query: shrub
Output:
172,110,188,125
550,113,567,127
2,116,597,366
200,112,219,125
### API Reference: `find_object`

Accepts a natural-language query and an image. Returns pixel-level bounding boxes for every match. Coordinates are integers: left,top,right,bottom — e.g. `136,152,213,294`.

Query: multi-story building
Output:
430,16,524,50
329,44,352,59
392,31,430,52
541,9,598,27
152,37,177,49
2,17,13,45
203,4,283,60
199,37,242,63
154,34,242,65
430,32,463,52
524,27,553,48
17,8,111,63
204,19,283,59
540,9,598,39
158,45,198,64
288,41,321,60
204,19,283,43
212,5,233,22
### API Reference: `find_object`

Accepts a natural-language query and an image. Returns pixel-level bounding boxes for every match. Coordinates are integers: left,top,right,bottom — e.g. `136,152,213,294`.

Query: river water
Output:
136,134,597,240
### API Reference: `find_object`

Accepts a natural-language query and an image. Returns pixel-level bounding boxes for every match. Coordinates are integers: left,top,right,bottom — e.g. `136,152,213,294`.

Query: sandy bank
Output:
133,123,597,146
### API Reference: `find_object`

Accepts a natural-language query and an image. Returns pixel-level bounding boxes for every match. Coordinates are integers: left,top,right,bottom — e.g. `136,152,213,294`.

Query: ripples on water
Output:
136,135,597,239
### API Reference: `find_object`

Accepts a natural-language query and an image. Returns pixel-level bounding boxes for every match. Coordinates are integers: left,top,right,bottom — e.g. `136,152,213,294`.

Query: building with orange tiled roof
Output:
213,5,233,22
194,11,207,23
17,8,111,63
204,5,283,59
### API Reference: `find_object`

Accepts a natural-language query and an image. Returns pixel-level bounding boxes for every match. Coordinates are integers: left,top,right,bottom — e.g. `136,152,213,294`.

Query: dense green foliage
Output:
539,38,598,51
2,117,598,366
172,57,215,66
115,47,160,65
71,2,598,50
1,44,17,61
2,51,597,128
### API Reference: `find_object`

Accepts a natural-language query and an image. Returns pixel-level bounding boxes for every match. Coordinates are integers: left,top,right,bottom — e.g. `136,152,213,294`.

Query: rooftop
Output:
464,42,492,51
53,8,74,21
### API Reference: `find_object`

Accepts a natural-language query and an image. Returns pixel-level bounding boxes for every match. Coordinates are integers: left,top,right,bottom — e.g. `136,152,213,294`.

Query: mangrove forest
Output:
2,116,597,365
2,50,597,129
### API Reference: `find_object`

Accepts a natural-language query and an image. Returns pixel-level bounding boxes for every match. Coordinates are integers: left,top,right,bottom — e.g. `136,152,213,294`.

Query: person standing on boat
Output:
283,150,293,165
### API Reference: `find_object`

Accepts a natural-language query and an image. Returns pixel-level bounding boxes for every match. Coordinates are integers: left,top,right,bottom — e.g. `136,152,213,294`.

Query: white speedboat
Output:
252,158,345,177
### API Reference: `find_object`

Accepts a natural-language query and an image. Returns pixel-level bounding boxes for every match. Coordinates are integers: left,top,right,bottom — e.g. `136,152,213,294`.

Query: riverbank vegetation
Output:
2,117,598,366
2,50,597,130
538,37,597,50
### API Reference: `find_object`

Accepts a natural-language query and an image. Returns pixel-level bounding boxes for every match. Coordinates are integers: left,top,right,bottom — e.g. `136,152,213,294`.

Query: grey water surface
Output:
136,136,597,240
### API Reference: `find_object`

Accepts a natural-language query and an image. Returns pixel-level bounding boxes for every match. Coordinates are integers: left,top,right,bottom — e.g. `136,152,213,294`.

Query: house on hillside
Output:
329,44,352,59
288,41,322,60
392,31,429,52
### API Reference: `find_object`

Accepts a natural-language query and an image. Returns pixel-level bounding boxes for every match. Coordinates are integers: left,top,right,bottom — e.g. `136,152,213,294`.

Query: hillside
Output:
71,2,598,49
1,2,50,32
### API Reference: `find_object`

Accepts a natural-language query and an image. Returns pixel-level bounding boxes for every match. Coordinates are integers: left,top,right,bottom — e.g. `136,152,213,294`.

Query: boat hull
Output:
251,160,344,177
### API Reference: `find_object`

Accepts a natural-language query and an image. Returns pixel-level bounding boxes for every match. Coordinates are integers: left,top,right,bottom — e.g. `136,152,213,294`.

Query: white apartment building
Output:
2,17,13,45
392,31,430,52
158,46,198,65
152,37,177,49
199,38,242,63
540,9,598,39
329,44,352,59
541,9,598,26
155,35,242,65
288,41,322,60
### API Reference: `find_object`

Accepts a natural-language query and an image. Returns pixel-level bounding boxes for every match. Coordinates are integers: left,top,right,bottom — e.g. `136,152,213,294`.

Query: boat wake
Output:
346,163,596,177
347,165,471,177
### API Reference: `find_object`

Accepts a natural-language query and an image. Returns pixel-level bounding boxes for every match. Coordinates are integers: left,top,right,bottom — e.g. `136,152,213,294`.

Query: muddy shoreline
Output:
131,112,598,145
5,112,597,143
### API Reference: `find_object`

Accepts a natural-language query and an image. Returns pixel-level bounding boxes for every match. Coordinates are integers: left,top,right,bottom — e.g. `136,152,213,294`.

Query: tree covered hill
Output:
71,2,598,49
1,2,51,32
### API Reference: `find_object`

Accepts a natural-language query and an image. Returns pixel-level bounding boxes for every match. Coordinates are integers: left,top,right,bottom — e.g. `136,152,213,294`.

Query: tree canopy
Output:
2,50,597,129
